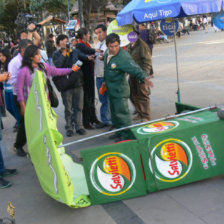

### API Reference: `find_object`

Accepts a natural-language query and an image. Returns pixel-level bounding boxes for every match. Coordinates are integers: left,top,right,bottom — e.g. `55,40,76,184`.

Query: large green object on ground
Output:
82,108,224,204
25,71,90,208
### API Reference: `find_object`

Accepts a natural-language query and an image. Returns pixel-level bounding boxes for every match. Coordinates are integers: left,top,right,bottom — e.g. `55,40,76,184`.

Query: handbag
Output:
46,77,59,108
52,70,83,92
39,63,59,108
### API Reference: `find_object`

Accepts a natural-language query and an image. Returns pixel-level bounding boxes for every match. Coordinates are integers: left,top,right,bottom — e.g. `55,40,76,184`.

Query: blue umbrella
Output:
117,0,224,26
117,0,224,103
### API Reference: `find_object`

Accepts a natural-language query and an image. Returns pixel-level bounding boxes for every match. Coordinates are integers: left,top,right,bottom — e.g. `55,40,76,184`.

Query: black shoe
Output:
0,177,12,189
66,130,74,137
96,123,109,129
114,136,129,143
16,148,27,157
84,123,95,130
108,125,115,131
2,169,18,177
76,129,86,135
108,134,120,140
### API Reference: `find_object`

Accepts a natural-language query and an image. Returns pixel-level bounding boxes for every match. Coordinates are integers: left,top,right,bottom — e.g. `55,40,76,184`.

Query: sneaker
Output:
0,177,12,189
66,130,74,137
16,148,27,157
76,129,86,135
2,169,18,177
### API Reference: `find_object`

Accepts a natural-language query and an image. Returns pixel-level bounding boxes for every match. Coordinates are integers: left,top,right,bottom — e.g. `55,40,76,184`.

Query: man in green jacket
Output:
104,33,153,141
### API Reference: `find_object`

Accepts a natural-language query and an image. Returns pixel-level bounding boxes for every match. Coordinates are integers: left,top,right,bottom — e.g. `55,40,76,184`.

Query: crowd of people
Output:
0,21,154,189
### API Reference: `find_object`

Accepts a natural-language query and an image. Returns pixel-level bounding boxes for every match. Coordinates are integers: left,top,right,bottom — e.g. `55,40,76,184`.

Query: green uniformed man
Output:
104,33,153,141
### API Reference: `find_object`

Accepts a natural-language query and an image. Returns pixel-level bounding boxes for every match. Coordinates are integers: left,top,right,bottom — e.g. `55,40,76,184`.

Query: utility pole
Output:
78,0,84,27
67,0,70,21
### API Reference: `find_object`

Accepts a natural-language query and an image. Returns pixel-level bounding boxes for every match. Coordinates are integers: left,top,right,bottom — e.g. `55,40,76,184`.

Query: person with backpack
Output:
139,23,156,78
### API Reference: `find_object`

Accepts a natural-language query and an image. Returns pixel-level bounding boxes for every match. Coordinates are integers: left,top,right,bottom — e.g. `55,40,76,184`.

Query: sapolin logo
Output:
90,152,136,196
149,139,193,182
137,121,179,135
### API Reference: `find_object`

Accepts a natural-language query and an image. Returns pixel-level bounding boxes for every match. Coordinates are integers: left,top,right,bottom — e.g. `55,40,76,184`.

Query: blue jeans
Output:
0,112,5,175
96,77,111,125
5,91,21,125
0,145,5,175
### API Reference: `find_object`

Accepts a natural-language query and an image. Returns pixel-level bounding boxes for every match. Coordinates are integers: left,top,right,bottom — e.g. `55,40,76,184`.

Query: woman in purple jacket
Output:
14,45,72,157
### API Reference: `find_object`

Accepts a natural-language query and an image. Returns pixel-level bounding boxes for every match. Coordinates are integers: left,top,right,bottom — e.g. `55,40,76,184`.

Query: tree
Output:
0,0,29,38
29,0,76,20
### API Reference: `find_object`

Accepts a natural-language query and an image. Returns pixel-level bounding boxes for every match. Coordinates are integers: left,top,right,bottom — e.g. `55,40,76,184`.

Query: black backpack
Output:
148,28,157,44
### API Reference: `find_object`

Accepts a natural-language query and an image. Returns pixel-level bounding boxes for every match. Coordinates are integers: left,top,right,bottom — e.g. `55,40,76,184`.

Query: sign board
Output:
160,19,179,36
66,20,78,30
212,12,224,30
107,19,134,47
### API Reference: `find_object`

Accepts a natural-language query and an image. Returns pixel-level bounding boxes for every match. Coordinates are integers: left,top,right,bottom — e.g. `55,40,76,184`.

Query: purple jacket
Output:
16,63,72,103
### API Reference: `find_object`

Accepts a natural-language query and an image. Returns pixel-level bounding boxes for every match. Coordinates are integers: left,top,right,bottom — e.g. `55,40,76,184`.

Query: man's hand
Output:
20,102,26,116
88,55,95,61
0,72,10,82
144,76,154,88
95,49,102,53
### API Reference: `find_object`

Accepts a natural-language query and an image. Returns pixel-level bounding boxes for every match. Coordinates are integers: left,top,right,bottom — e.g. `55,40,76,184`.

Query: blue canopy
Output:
117,0,224,26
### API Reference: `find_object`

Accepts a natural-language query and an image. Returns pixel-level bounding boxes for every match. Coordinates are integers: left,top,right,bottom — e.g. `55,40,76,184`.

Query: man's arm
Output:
120,50,153,87
120,51,147,82
76,43,95,55
27,23,41,46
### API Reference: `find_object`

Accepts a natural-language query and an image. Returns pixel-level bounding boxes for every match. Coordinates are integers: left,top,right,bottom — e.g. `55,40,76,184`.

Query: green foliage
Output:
0,0,23,36
29,0,76,14
0,1,6,15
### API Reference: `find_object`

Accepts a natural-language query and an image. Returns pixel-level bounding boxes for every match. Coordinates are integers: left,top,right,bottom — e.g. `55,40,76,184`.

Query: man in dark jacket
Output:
53,34,87,137
45,34,56,66
127,32,152,122
104,33,153,141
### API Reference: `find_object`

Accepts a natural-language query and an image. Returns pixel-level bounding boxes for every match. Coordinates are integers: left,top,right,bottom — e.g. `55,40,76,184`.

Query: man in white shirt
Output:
94,24,111,129
8,39,32,96
8,39,32,157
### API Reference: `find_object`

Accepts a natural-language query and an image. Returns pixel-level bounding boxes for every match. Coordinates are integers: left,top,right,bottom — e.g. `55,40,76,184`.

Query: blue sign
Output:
160,19,179,36
212,12,224,29
66,20,77,30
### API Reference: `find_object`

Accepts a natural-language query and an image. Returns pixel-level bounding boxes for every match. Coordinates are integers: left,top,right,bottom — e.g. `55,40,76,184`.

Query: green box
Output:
81,140,147,205
132,110,224,192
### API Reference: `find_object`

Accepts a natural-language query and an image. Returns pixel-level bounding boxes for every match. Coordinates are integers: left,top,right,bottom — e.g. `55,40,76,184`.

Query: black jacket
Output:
76,43,95,83
52,49,87,89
